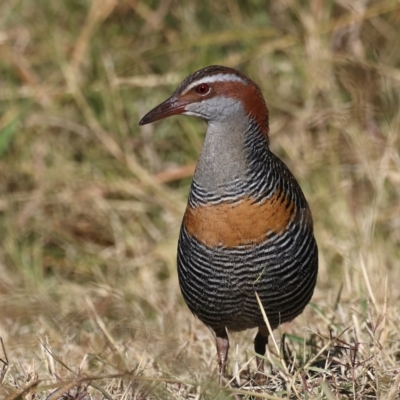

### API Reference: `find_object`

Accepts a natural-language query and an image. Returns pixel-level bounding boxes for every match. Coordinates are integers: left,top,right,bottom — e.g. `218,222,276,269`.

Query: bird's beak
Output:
139,96,188,125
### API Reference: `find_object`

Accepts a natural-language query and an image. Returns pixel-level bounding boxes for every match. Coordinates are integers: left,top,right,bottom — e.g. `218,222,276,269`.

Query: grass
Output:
0,0,400,398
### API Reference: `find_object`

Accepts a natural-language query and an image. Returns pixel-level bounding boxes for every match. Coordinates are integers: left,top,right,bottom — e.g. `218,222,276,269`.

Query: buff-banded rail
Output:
139,65,318,384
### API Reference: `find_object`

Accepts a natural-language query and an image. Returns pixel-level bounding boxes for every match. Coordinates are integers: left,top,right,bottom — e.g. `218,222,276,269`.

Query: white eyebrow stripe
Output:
182,73,248,94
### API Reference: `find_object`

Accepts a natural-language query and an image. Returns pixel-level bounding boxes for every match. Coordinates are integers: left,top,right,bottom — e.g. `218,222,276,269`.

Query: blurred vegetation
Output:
0,0,400,398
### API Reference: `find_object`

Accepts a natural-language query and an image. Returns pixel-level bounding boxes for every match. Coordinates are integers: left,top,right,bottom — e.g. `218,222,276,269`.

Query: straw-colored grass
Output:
0,0,399,398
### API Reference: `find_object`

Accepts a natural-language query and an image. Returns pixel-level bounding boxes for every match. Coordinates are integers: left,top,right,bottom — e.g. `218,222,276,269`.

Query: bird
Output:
139,65,318,384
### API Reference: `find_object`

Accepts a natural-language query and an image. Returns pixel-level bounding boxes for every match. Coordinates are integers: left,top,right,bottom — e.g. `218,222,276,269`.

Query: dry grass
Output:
0,0,400,398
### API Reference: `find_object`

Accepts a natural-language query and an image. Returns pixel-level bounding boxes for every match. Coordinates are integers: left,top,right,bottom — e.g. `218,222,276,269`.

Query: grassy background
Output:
0,0,400,398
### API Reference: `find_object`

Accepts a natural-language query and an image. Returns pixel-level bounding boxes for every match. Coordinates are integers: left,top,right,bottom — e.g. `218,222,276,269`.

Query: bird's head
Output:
139,65,269,136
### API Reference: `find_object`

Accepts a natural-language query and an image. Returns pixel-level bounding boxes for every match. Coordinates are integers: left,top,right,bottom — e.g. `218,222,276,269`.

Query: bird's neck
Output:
192,118,270,203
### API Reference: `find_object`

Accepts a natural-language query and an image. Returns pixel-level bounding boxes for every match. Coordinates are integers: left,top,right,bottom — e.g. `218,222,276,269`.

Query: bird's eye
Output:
195,83,210,95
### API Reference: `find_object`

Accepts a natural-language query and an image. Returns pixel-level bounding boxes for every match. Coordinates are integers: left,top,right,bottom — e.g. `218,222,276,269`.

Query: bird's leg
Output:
214,327,229,384
254,326,269,385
